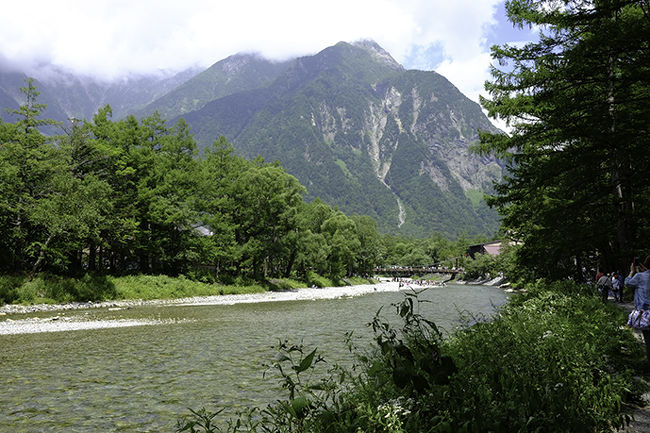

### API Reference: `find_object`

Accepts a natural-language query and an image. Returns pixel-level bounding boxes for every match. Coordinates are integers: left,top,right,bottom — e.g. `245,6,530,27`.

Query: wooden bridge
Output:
375,266,463,278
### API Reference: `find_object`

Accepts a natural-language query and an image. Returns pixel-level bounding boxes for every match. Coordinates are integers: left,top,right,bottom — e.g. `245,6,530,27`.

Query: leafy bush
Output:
462,252,497,280
0,275,25,304
109,274,268,300
72,274,116,301
267,278,306,292
443,290,644,432
16,278,45,302
305,272,335,289
0,274,117,304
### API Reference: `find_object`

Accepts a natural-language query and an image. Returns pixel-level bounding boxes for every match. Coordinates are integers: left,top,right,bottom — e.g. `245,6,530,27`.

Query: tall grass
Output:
109,274,265,300
0,273,375,306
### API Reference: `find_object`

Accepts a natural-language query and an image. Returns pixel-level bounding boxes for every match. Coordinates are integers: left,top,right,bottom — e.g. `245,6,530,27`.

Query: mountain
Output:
0,69,69,125
136,53,292,120
0,41,502,238
176,41,502,237
0,65,199,124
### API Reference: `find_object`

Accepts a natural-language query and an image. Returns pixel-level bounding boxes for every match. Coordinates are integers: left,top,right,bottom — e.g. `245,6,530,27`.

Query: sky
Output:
0,0,537,107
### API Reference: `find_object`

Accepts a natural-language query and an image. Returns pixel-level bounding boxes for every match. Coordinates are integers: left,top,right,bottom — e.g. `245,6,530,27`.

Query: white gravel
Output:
0,316,166,335
0,280,427,335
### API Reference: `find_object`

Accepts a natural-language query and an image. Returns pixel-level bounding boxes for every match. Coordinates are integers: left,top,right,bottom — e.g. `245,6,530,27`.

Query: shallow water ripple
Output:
0,284,507,432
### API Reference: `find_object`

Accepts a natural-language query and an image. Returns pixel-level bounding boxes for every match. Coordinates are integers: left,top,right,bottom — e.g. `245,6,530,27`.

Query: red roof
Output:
483,244,501,256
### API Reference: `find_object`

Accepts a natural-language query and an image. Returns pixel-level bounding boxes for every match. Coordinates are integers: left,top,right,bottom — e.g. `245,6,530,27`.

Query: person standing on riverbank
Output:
625,255,650,365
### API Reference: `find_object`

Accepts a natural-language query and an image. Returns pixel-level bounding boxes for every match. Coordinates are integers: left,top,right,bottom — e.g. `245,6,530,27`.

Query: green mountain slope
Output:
0,66,199,123
180,41,502,237
136,54,292,120
0,41,502,238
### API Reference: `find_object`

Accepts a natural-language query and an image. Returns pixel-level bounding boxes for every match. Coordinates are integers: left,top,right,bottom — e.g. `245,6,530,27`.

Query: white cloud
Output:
436,53,495,103
1,0,505,104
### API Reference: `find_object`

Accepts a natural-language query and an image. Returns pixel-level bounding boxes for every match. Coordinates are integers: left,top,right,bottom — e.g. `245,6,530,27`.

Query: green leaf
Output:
290,396,310,419
295,348,317,373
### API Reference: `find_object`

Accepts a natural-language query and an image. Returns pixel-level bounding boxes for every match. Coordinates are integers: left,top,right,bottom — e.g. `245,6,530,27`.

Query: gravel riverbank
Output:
0,280,418,316
0,280,434,335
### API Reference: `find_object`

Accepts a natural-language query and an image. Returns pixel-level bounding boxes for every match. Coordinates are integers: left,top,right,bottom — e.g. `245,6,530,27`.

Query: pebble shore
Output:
0,281,407,316
0,280,423,335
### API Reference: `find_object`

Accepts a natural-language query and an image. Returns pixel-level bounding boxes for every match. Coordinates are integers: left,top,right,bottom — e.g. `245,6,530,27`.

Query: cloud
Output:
1,0,505,102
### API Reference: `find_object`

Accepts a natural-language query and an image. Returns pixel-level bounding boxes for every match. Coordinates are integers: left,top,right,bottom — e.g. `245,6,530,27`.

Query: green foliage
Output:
110,274,265,300
444,289,644,432
478,0,650,278
0,81,390,302
461,252,497,280
461,243,521,281
303,272,335,289
0,276,21,304
0,274,116,303
379,232,489,268
266,278,307,292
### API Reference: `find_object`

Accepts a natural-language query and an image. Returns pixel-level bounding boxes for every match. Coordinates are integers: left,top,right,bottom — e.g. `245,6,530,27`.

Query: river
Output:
0,282,507,432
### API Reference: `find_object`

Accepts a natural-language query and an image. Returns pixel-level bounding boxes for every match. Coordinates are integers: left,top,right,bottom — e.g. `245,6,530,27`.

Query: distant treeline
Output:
0,80,486,283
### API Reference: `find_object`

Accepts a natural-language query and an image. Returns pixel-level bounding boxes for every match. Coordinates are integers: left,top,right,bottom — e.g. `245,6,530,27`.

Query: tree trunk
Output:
89,241,97,271
29,233,53,280
607,48,635,271
284,248,297,278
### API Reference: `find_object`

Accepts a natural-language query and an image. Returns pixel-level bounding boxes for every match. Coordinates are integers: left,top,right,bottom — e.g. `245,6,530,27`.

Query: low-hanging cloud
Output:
1,0,505,102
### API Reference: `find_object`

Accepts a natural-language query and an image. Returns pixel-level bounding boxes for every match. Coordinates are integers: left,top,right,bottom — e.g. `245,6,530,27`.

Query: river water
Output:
0,283,507,432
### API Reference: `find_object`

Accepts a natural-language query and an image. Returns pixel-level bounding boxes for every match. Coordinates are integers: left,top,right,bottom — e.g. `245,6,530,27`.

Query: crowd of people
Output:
596,256,650,305
595,270,625,302
392,277,447,288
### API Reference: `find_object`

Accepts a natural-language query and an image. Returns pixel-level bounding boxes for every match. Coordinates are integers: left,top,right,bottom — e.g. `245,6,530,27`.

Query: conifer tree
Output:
478,0,650,279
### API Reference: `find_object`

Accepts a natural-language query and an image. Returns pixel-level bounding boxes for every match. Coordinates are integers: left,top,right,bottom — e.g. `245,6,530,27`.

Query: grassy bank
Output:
0,273,376,306
178,280,648,433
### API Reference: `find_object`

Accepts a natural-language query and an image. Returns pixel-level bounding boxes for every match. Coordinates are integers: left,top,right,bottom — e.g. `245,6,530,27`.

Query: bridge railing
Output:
375,266,463,275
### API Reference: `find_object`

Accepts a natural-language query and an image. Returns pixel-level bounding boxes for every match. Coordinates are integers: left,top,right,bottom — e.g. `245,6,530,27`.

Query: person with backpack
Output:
596,272,613,301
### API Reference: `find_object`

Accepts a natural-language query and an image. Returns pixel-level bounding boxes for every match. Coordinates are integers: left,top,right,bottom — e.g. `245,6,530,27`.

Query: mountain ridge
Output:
0,40,502,238
174,42,502,237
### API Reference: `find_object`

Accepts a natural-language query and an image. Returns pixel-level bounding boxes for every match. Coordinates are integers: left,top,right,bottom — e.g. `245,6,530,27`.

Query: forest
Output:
0,81,487,302
476,0,650,279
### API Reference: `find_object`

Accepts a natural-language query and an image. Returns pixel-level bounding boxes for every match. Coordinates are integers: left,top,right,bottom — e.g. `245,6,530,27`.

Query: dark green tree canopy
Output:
478,0,650,279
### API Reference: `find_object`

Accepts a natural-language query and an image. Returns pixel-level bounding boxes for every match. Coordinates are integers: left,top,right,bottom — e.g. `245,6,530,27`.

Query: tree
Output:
350,214,382,275
0,79,116,277
137,115,201,274
196,137,250,278
0,79,62,274
477,0,650,279
321,212,361,279
230,162,306,278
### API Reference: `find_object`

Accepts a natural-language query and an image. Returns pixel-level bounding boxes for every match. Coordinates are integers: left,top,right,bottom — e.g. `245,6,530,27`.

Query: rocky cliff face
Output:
182,41,502,236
